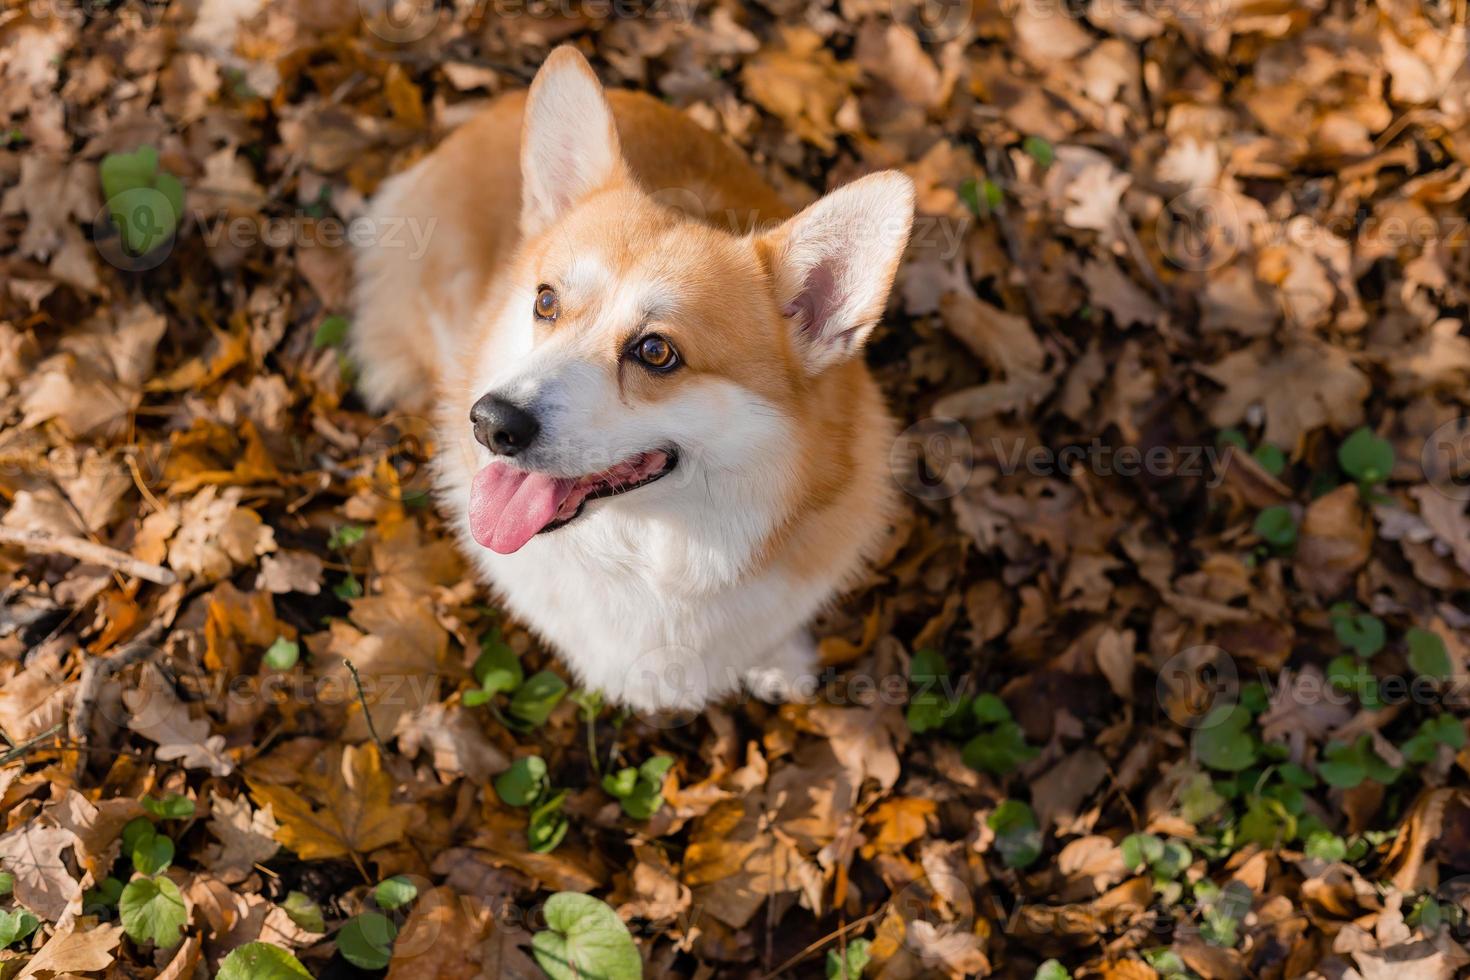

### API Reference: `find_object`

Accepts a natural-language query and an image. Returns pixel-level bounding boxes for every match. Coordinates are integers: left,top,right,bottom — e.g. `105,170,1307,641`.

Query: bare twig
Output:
0,723,64,767
0,526,176,585
344,659,389,756
757,907,885,980
70,622,167,781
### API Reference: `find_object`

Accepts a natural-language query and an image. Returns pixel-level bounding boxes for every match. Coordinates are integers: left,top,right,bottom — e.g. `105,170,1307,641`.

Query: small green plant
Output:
510,670,569,726
327,524,366,598
905,649,961,733
495,756,550,806
1250,443,1286,476
570,689,605,773
987,800,1042,869
132,832,174,876
282,891,325,933
1400,714,1466,763
1022,135,1054,167
1408,891,1468,933
961,695,1040,776
216,942,313,978
1253,506,1298,551
313,315,350,350
1406,627,1452,681
1329,603,1385,658
373,876,418,911
1034,960,1070,980
465,626,523,706
338,911,397,970
1142,948,1200,980
119,874,187,948
527,791,570,854
1122,832,1194,902
464,627,567,729
0,908,39,949
264,636,300,671
1318,735,1401,789
826,938,872,979
100,145,184,256
1337,427,1394,487
531,893,642,980
905,650,1038,776
140,793,195,820
1303,830,1348,862
493,755,569,852
602,755,674,820
1195,879,1252,947
958,177,1003,218
1192,705,1258,772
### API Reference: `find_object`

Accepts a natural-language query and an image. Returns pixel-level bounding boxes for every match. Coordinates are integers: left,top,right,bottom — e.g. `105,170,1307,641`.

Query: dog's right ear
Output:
520,47,628,237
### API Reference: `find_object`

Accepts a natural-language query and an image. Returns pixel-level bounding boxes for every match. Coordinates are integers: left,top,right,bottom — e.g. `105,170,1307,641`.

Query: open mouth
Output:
468,449,678,555
543,449,678,531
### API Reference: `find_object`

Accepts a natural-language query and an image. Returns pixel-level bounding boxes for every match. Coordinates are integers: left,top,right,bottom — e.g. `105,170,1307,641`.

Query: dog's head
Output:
461,47,913,559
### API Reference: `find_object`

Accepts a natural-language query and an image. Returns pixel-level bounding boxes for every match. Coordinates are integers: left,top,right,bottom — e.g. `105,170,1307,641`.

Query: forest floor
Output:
2,0,1470,977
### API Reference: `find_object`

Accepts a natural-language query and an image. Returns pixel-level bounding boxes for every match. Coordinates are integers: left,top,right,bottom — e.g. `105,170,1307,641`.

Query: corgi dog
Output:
351,47,913,713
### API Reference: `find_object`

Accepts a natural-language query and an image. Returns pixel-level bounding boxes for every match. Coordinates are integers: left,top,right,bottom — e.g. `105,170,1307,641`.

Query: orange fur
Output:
353,47,912,708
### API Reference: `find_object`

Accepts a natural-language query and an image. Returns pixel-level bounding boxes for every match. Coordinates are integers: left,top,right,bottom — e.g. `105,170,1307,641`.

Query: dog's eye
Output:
633,334,680,372
534,285,559,321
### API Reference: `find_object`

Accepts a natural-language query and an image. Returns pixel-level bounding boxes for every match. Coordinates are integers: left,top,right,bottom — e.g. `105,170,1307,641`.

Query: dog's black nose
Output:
471,394,540,456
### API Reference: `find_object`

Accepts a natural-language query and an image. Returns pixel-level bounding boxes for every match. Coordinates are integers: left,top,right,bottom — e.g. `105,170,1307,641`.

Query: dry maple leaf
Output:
313,584,448,740
255,550,324,594
394,702,509,784
801,699,907,793
1293,484,1373,597
385,886,541,980
0,823,82,923
203,790,280,883
939,290,1046,382
15,923,123,979
1201,341,1370,448
247,742,412,862
123,664,234,777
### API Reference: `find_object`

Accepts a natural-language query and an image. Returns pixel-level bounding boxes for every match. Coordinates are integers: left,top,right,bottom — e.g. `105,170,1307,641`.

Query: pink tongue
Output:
469,463,576,554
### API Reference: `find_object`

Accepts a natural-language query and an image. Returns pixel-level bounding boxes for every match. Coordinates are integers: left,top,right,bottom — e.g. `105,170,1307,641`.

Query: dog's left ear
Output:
521,46,629,236
759,172,915,374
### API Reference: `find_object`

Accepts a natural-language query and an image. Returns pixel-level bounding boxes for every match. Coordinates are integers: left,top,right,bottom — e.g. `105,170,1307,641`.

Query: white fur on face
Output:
463,253,797,589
